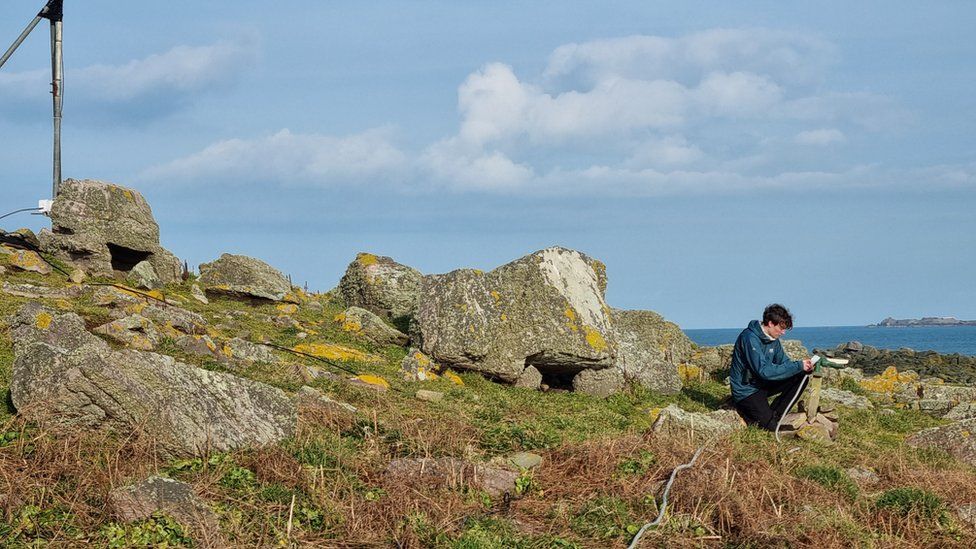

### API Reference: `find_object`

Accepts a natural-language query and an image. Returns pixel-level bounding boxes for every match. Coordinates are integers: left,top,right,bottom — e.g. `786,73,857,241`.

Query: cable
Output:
0,207,42,221
627,445,706,549
774,373,811,443
262,341,410,395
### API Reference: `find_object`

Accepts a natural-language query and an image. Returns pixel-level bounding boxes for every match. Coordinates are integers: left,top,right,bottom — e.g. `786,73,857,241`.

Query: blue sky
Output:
2,1,974,328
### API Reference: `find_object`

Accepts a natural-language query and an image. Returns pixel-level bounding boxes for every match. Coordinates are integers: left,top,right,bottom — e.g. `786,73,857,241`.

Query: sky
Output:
1,1,974,328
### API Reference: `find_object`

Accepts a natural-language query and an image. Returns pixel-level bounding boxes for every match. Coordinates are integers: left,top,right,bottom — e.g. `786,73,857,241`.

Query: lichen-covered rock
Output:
10,303,296,458
110,476,216,527
7,249,52,275
222,337,278,363
385,458,518,497
689,344,735,373
781,339,809,360
337,253,423,326
415,247,615,384
572,367,625,398
336,306,409,346
821,388,873,409
190,284,208,304
93,315,161,351
38,179,181,283
198,253,291,301
126,260,161,290
401,348,440,381
651,404,744,441
906,418,976,466
945,403,976,421
610,308,689,395
2,281,81,300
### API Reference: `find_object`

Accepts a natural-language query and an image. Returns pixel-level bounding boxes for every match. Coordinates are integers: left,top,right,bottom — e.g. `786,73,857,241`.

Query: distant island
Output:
871,316,976,327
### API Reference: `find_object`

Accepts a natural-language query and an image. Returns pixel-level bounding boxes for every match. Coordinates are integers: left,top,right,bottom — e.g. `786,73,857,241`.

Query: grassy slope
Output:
0,253,974,547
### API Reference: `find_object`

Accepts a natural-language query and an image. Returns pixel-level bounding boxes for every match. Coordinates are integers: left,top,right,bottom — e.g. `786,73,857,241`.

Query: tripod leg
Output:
0,16,43,70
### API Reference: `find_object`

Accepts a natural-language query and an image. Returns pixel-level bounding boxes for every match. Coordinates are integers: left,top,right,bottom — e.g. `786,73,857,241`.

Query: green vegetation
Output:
0,259,974,547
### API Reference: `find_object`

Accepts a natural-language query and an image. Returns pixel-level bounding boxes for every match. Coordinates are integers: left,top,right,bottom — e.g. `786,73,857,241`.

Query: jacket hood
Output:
748,319,775,343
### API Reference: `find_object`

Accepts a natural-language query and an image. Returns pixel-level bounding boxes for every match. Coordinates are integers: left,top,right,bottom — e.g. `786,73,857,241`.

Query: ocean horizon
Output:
683,325,976,357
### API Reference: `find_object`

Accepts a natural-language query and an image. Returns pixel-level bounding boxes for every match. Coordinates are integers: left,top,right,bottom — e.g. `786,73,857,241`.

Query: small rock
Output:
385,457,518,497
222,337,278,363
336,306,409,346
796,423,833,443
8,249,52,275
507,452,543,470
93,314,161,350
199,253,291,301
402,348,440,381
956,503,976,529
110,475,217,528
845,466,879,485
68,268,86,284
416,389,444,402
305,301,324,314
572,367,624,398
514,365,542,389
0,265,6,275
127,260,161,290
189,284,208,304
652,404,744,441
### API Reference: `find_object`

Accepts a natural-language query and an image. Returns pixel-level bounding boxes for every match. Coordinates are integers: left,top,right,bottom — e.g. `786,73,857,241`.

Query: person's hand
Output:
802,359,814,372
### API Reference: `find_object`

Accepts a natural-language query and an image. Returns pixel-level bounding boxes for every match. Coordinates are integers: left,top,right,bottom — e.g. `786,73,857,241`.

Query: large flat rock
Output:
10,303,296,458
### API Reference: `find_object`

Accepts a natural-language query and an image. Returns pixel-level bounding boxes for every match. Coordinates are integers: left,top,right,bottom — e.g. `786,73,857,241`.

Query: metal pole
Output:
51,19,63,197
0,15,43,69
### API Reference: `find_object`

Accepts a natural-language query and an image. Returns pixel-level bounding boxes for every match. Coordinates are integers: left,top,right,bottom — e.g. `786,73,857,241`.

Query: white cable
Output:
774,373,810,443
627,445,706,549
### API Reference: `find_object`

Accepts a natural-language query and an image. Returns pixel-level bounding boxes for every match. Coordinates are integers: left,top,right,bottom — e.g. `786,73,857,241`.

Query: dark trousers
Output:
734,374,808,431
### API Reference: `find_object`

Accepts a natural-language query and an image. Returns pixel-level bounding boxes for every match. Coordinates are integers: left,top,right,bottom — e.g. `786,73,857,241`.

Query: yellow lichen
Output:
221,345,234,358
490,291,501,303
677,364,703,383
54,299,71,310
583,326,608,353
859,366,919,394
294,343,381,363
123,189,134,201
648,407,663,423
564,307,577,322
355,374,389,388
500,314,508,321
443,370,464,386
276,303,298,315
357,253,379,266
146,290,165,301
414,352,431,367
35,312,53,330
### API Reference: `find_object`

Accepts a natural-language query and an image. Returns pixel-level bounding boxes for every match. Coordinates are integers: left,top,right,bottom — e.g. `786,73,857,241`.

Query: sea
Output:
683,325,976,357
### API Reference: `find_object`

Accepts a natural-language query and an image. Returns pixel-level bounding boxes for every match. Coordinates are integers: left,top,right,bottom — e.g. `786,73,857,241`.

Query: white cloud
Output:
142,128,407,185
74,40,257,101
627,136,704,167
543,29,836,91
795,128,846,146
144,29,956,196
0,39,257,122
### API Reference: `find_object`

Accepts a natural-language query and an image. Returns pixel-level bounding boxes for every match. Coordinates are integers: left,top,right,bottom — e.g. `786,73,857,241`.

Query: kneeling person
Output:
730,304,814,430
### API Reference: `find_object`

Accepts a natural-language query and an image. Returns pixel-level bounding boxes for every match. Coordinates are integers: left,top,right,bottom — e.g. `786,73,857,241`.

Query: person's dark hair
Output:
762,303,793,329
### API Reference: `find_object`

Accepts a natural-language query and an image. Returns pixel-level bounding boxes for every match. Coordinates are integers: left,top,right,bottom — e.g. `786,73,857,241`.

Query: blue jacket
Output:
729,320,803,402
